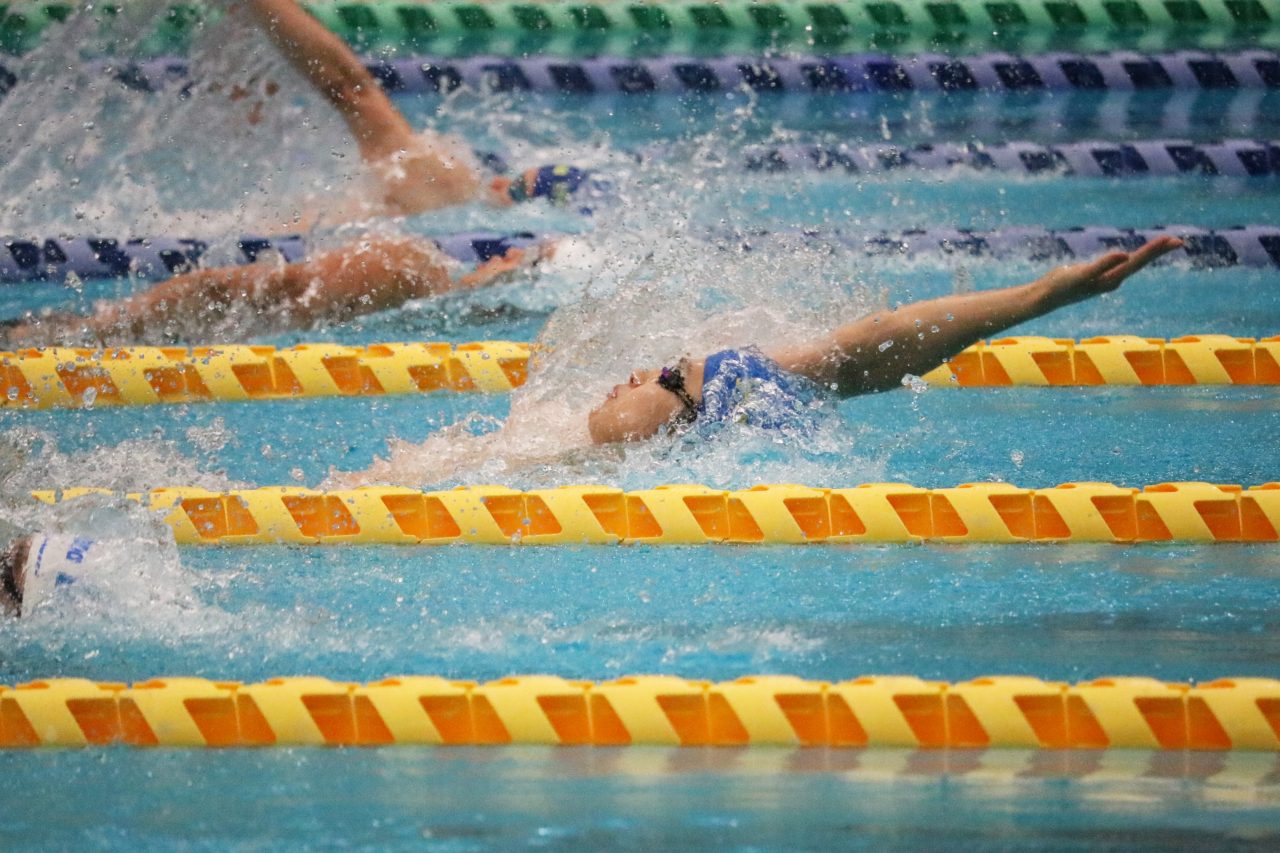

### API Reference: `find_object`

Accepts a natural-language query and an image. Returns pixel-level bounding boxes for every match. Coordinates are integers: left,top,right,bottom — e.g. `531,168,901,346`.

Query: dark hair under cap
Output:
657,365,698,425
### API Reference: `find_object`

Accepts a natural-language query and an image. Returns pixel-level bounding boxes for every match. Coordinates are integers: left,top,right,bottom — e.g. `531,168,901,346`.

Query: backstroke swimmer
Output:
1,0,587,345
331,236,1184,485
585,237,1185,444
232,0,590,221
0,233,550,345
0,520,103,618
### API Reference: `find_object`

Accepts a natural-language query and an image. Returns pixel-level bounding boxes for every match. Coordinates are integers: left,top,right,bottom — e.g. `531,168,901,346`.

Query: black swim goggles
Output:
657,364,699,426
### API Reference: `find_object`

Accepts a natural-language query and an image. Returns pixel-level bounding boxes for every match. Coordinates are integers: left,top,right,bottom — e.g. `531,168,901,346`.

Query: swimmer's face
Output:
587,369,682,444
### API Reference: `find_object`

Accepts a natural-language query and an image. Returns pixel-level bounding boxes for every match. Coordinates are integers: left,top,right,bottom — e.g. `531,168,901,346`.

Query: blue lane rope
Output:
723,225,1280,268
2,225,1276,284
723,138,1280,178
8,49,1274,97
0,231,541,283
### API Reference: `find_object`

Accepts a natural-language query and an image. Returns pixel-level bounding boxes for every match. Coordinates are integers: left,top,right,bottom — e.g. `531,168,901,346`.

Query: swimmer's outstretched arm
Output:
243,0,482,211
767,236,1184,396
243,0,412,162
0,238,538,346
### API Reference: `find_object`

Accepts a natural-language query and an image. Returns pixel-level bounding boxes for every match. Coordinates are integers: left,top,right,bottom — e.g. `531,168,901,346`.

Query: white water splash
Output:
327,172,892,489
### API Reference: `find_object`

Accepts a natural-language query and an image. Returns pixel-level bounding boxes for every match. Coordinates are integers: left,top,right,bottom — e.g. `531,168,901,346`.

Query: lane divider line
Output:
35,482,1280,544
2,674,1277,749
2,335,1277,409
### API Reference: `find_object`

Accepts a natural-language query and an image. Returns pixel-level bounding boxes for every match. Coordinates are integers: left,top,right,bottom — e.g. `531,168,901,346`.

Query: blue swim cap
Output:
509,165,588,204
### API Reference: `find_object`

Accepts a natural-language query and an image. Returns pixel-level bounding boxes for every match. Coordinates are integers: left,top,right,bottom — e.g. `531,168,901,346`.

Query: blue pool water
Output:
3,748,1278,850
1,15,1278,850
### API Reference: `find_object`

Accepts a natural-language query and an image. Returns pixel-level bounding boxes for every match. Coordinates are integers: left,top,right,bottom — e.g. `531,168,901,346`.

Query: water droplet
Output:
901,374,928,393
81,386,97,409
877,339,894,352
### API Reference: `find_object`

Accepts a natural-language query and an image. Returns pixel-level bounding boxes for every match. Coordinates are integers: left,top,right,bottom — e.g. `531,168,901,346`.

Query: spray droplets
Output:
901,374,928,394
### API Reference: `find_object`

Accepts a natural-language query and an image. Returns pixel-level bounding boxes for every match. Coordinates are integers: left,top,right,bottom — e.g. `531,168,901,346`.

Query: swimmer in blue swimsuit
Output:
588,237,1184,444
695,347,821,432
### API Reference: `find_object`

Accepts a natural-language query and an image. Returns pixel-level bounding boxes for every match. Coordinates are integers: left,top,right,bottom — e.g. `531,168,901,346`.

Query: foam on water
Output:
0,424,241,497
0,430,445,661
0,425,248,642
326,160,901,488
0,1,523,237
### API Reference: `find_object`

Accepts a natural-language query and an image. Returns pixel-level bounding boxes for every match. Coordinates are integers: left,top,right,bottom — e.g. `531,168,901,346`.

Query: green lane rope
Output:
1,1,1275,56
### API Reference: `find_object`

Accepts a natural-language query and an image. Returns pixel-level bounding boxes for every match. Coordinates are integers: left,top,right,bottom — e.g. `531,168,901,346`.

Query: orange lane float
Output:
2,675,1277,750
34,482,1280,544
2,335,1277,409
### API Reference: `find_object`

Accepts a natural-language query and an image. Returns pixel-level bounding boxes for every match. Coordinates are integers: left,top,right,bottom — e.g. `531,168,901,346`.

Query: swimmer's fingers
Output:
1041,236,1183,306
1058,236,1184,298
455,247,532,289
1075,251,1130,291
1094,236,1184,289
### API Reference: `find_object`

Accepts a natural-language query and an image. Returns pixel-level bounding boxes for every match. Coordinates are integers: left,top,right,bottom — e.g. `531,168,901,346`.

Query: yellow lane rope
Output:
2,675,1276,749
36,482,1280,544
0,341,530,408
2,335,1277,408
921,334,1280,387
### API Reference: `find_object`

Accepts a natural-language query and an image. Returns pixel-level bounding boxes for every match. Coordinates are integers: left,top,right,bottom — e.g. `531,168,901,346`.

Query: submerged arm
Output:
768,237,1183,396
0,237,462,346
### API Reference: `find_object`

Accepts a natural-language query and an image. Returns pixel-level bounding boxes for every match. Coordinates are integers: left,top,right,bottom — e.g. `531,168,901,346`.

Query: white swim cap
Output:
16,534,98,615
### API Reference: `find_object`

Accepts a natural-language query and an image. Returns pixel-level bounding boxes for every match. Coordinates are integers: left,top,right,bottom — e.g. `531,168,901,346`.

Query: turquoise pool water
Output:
0,26,1278,851
3,748,1278,850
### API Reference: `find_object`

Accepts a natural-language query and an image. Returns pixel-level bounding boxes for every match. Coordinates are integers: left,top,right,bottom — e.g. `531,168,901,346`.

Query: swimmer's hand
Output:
455,242,555,290
1040,236,1184,307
